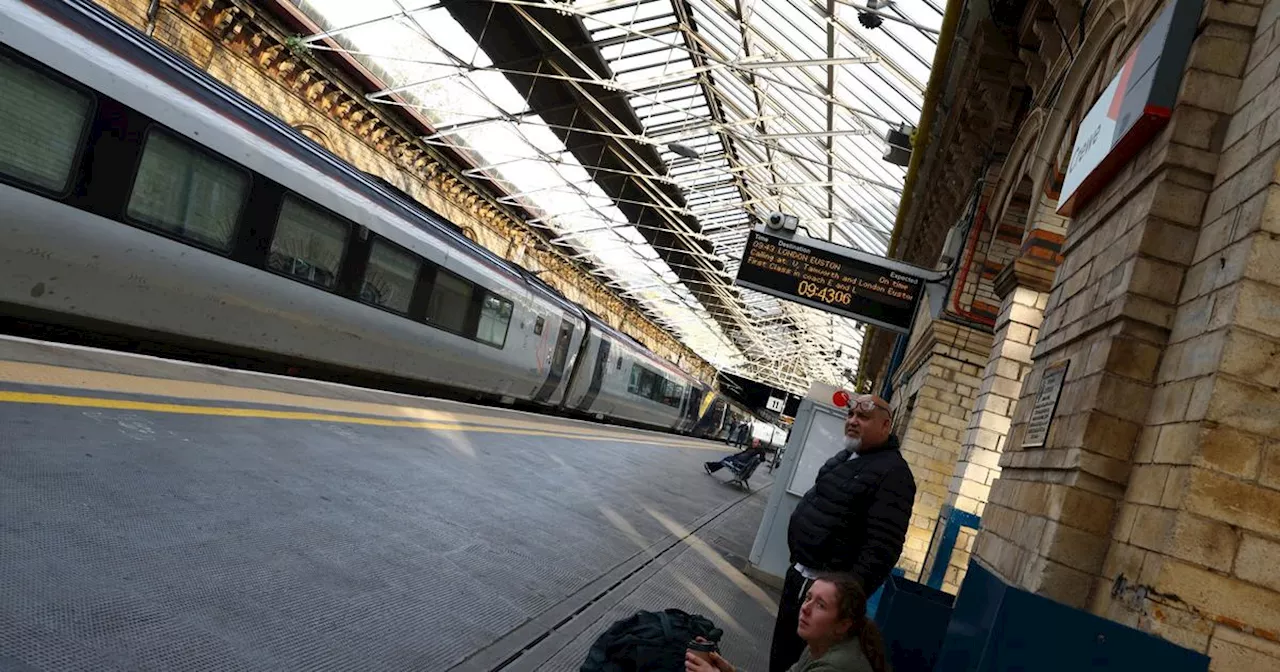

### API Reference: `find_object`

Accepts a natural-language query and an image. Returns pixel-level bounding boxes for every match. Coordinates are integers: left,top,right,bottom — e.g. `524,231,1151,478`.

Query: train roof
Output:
511,267,587,317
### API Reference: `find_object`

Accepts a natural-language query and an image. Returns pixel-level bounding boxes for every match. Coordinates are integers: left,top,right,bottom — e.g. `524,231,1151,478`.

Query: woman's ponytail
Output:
857,614,890,672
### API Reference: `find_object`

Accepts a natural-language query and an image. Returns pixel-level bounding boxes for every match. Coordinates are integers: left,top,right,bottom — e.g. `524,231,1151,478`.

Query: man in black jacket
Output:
769,394,916,672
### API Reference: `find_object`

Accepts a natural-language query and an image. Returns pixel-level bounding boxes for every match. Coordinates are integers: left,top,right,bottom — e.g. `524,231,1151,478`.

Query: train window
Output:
476,292,513,347
269,196,349,289
642,370,660,401
628,364,667,402
360,240,419,314
534,316,545,335
126,130,249,251
0,52,92,194
628,363,642,395
426,269,473,333
662,380,684,408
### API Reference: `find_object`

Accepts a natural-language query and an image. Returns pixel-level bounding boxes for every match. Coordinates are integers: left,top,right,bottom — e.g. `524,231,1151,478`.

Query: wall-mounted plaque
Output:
1022,360,1070,448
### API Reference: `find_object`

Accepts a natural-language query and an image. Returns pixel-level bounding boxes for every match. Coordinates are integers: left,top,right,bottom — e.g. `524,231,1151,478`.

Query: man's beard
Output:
845,436,862,452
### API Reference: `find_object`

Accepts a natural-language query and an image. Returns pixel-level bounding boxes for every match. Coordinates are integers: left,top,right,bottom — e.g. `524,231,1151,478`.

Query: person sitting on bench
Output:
704,440,767,477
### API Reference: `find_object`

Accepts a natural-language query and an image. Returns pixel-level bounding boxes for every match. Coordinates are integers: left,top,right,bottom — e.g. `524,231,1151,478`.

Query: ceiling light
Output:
667,142,702,160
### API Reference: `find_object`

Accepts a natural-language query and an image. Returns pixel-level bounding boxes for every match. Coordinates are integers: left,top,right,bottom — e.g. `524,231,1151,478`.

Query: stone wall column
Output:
1086,1,1280,665
926,255,1057,593
889,318,992,580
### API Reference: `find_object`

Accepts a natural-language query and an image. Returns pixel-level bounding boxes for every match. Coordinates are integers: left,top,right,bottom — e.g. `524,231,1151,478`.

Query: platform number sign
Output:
766,396,785,413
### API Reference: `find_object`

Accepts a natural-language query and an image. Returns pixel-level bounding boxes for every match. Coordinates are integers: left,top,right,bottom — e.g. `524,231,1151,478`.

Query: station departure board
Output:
734,228,925,334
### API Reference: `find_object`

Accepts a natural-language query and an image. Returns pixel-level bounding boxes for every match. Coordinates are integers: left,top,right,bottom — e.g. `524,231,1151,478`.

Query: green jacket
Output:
787,638,874,672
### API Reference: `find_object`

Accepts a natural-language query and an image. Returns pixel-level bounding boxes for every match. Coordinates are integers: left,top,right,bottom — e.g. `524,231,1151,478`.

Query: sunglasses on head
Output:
847,398,892,417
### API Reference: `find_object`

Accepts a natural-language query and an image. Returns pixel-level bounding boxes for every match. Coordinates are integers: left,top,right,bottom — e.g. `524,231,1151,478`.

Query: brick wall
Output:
891,320,992,579
975,0,1280,667
953,220,1023,325
932,259,1054,594
952,286,1048,499
949,167,1024,325
1090,0,1280,665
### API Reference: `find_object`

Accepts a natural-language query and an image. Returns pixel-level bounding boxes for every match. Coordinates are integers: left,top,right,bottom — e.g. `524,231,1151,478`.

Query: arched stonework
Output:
1028,0,1129,213
989,108,1046,231
293,123,332,150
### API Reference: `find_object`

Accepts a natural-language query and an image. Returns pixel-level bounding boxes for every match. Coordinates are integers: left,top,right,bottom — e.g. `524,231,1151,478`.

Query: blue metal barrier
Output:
922,504,981,590
934,560,1211,672
873,575,956,672
865,566,903,619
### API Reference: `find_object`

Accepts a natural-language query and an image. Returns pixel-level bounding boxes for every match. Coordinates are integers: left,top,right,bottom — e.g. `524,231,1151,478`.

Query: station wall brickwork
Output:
890,307,992,581
962,0,1280,668
951,194,1024,326
1088,0,1280,662
92,0,717,383
872,0,1280,666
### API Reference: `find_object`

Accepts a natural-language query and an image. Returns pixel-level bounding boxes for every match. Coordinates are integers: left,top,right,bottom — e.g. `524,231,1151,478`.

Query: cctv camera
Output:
766,211,799,231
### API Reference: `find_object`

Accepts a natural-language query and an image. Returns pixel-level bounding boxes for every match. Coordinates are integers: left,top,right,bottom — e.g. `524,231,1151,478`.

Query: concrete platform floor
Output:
0,336,779,671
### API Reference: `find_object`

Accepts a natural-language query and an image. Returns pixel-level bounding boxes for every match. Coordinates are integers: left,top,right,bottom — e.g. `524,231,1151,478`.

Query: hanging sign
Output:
734,228,933,334
1057,0,1203,216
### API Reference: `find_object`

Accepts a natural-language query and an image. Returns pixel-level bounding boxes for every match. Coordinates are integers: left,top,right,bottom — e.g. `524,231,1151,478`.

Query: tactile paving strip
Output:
0,401,748,670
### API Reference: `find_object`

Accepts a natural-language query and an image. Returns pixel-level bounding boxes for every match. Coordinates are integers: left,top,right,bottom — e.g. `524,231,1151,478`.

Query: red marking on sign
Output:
1108,49,1140,120
833,390,851,408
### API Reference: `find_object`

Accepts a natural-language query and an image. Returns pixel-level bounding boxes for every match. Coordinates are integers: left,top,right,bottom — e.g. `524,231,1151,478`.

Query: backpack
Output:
580,608,723,672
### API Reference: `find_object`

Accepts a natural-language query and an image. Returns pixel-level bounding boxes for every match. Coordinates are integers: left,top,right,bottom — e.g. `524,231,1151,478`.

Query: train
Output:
0,0,756,438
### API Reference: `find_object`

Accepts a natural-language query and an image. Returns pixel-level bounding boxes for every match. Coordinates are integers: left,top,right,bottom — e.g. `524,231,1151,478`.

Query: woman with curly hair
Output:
685,574,889,672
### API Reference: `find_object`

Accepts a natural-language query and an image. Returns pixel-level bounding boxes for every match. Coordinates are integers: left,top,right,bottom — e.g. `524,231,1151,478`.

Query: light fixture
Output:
859,0,892,29
667,142,701,160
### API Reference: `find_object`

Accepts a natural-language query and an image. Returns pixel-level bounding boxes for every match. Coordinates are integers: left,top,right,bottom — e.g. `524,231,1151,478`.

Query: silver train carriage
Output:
0,0,722,434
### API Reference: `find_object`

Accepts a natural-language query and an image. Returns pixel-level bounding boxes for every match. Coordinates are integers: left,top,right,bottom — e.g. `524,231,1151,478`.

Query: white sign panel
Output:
787,406,847,497
1058,75,1121,207
1055,0,1202,215
766,396,785,412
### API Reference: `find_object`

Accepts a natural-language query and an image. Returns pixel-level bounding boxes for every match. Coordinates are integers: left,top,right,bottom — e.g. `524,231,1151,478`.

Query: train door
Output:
532,319,575,403
574,338,610,412
679,387,706,434
690,390,722,437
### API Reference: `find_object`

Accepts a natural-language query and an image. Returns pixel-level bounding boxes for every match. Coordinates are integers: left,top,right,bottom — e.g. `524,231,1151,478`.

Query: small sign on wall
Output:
1022,361,1070,448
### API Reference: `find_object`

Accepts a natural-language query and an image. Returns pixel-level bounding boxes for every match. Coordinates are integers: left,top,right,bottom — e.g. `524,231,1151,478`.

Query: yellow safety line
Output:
0,361,716,446
0,391,726,451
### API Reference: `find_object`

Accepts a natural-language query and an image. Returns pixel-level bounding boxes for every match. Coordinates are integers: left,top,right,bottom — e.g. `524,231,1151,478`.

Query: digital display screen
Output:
734,229,924,333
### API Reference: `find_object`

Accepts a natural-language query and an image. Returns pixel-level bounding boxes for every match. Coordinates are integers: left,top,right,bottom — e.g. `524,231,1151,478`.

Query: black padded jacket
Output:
786,434,916,595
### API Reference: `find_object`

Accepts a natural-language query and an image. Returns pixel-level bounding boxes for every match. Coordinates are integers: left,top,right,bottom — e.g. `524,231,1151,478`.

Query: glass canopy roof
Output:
293,0,941,393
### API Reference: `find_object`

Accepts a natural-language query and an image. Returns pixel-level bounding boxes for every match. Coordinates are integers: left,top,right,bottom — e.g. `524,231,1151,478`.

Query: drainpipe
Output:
145,0,161,35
